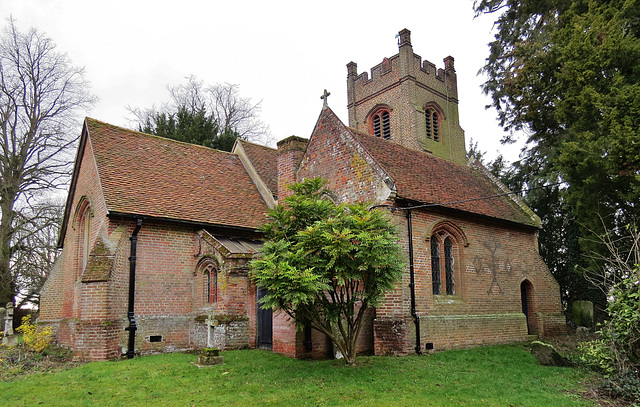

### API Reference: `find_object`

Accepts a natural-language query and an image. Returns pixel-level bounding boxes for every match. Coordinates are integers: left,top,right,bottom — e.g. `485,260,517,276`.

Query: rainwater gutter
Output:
125,218,142,359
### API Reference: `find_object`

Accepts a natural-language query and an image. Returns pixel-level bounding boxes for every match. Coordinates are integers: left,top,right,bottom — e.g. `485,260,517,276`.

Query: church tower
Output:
346,29,466,164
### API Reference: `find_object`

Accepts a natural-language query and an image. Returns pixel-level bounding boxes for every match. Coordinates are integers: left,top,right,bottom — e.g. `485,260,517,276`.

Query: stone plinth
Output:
197,348,224,366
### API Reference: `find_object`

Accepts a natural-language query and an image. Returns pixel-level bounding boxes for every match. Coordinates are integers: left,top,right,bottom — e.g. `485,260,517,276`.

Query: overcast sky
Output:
1,0,523,162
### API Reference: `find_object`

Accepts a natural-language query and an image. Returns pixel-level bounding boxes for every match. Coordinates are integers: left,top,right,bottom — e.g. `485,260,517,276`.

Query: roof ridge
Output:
237,138,276,151
349,125,470,171
84,117,238,156
84,117,269,230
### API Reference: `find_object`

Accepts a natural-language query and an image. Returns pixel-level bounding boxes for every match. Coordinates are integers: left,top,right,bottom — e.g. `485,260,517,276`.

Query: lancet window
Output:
430,225,464,296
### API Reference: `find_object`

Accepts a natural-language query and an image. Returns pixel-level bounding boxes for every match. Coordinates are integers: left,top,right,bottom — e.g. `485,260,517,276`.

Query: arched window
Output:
444,238,454,295
425,108,440,141
205,263,218,303
430,226,463,296
431,238,441,295
82,205,91,271
74,197,93,274
197,258,219,304
369,108,391,140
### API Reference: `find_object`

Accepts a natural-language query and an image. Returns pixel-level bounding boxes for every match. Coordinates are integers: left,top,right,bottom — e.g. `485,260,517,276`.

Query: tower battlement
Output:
346,29,466,164
347,53,451,88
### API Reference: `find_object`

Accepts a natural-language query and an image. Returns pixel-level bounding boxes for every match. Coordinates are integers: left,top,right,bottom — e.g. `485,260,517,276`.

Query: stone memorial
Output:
530,341,572,367
2,302,17,345
197,347,223,366
573,300,594,327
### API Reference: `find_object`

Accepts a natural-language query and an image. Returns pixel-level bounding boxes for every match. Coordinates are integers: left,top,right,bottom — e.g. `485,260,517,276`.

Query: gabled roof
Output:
235,139,278,197
81,118,269,230
323,113,539,227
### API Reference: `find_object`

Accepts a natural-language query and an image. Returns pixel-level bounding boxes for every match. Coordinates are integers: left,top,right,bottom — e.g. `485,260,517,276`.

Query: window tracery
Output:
197,258,219,304
429,224,464,296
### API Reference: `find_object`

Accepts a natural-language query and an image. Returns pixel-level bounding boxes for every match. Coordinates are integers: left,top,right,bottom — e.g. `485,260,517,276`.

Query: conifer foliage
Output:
250,178,404,365
474,0,640,307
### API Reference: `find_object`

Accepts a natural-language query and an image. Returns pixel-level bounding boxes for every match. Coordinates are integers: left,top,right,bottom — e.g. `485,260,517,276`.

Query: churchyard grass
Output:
0,344,596,406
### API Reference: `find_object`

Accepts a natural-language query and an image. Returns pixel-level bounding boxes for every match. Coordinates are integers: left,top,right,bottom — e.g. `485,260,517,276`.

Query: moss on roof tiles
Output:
85,118,268,230
348,128,537,227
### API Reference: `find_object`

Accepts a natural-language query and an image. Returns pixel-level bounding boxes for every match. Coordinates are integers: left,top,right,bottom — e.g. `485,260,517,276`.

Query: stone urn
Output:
197,348,223,366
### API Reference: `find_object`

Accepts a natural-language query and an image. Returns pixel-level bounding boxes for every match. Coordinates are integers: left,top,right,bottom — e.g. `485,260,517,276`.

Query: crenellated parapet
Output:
346,28,466,163
347,53,456,99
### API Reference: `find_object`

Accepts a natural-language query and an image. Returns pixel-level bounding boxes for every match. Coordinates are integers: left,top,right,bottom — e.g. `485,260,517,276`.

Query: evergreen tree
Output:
474,0,640,310
139,107,238,151
250,178,404,365
130,76,271,151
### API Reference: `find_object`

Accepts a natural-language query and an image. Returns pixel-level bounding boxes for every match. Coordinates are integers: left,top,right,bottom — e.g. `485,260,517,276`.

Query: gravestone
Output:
3,302,14,336
530,341,572,367
2,302,17,345
573,301,594,327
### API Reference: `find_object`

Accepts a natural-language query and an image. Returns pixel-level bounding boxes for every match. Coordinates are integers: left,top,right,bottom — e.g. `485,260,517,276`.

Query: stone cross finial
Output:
321,89,331,107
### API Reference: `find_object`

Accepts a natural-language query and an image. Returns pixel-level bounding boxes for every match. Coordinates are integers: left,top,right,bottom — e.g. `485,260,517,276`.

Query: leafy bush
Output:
578,274,639,402
598,372,640,403
16,315,53,353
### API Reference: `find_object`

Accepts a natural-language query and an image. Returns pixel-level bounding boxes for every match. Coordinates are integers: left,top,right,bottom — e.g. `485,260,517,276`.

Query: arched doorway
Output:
520,280,536,335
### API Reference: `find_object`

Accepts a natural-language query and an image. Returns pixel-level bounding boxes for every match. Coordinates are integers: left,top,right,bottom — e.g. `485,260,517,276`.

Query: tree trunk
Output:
0,196,15,305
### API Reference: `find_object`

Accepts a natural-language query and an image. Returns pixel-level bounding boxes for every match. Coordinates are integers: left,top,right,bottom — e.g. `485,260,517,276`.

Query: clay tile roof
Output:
349,129,538,227
237,140,277,196
85,118,269,230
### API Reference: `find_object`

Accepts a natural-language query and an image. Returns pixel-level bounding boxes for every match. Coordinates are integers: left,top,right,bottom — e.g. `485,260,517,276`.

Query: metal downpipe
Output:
125,218,142,359
407,209,422,355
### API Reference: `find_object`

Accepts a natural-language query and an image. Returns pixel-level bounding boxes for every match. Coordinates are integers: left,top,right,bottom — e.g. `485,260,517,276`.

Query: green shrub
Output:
598,372,640,403
578,274,639,403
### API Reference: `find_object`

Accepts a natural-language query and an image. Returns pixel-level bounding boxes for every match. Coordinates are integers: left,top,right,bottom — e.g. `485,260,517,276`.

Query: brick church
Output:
40,29,565,360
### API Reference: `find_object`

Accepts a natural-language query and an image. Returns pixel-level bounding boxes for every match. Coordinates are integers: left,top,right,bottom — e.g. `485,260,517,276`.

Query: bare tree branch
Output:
0,18,95,306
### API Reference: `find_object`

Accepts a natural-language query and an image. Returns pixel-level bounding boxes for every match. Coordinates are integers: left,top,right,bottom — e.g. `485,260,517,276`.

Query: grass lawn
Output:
0,344,597,406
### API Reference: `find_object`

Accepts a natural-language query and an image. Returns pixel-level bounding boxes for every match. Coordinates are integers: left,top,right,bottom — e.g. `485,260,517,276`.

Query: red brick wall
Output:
41,136,257,360
299,109,394,204
297,111,565,356
272,312,298,356
40,135,112,354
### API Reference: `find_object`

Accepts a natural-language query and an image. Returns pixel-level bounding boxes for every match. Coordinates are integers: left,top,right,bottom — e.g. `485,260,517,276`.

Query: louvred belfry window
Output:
425,108,440,141
370,108,391,140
